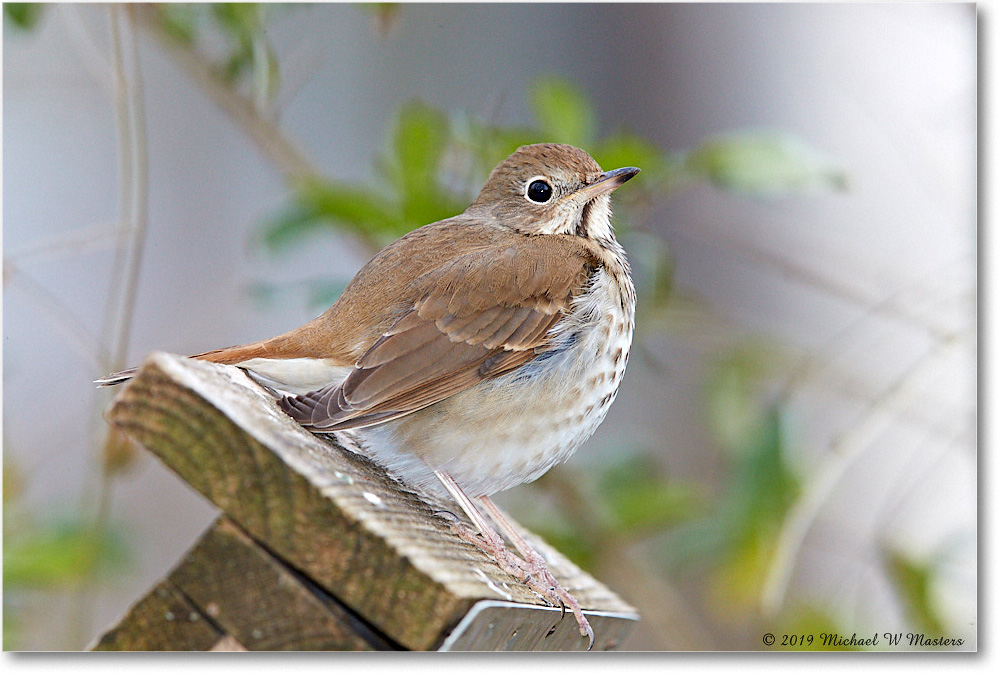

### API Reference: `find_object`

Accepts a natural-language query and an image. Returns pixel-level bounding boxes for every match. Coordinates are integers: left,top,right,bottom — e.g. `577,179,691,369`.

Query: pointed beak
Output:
576,166,641,199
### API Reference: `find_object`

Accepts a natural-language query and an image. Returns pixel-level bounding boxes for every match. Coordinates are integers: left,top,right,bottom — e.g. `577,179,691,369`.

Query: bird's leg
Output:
433,471,594,647
433,471,533,586
477,495,594,649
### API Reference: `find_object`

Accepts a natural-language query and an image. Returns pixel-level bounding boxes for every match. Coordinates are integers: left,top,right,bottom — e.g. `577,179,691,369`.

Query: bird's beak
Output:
576,166,641,199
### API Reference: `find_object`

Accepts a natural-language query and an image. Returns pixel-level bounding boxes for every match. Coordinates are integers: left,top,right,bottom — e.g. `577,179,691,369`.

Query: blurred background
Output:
3,3,976,651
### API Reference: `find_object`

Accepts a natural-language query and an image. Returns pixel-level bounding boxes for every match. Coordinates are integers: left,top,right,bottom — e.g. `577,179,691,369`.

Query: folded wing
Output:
279,238,597,430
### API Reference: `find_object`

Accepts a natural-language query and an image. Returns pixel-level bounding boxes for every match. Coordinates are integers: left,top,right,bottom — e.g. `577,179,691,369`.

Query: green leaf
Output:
472,125,545,178
526,525,596,571
706,342,785,454
219,38,257,84
885,549,946,635
211,4,266,84
301,178,405,239
727,406,798,533
259,203,324,252
157,4,200,45
211,3,262,41
4,3,44,31
383,100,458,226
4,519,127,588
665,405,798,572
597,455,699,535
594,131,664,183
530,76,595,147
686,131,847,196
261,178,405,251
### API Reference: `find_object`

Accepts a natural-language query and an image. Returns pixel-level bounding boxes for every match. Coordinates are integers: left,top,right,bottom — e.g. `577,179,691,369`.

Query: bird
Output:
98,143,639,648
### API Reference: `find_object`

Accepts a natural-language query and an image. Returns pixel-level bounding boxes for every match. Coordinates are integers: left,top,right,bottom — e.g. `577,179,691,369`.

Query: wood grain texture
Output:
168,517,381,651
104,351,638,650
91,580,223,651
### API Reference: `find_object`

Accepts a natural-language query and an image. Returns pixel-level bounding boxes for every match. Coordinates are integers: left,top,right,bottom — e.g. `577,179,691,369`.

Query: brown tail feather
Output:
94,339,306,387
189,341,280,365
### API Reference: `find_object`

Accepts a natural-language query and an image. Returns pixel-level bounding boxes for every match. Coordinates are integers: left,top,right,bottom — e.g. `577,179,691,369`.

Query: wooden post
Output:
91,352,639,651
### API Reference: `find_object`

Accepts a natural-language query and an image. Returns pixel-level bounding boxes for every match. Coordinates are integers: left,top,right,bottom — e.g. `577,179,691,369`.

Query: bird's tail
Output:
94,367,140,387
93,340,282,387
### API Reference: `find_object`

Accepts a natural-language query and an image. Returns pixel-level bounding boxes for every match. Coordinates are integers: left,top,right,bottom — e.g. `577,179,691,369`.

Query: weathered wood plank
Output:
168,517,382,651
106,352,638,650
91,580,223,651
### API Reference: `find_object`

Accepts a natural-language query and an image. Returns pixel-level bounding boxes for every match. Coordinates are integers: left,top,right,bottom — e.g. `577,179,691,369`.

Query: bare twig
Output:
69,5,152,649
3,263,105,368
58,4,114,92
131,4,318,184
97,2,136,373
672,223,958,341
760,332,968,615
109,4,151,371
5,222,121,266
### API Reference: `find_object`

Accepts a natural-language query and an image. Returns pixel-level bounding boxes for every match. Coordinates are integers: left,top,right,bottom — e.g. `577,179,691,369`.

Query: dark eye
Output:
526,179,553,203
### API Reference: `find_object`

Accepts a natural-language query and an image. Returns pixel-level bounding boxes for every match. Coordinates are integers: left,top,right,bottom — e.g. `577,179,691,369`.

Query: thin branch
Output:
69,5,151,649
110,4,151,371
672,223,958,342
57,4,114,93
131,4,319,185
760,333,968,615
3,263,105,369
270,31,326,116
774,252,973,405
4,222,121,266
98,3,136,372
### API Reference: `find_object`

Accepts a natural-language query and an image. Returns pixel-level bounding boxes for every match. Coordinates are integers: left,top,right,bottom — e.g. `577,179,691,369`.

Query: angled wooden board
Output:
105,352,638,650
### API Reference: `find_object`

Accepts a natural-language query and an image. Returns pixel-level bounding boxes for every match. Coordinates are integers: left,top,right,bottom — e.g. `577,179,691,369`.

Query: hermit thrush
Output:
99,143,639,648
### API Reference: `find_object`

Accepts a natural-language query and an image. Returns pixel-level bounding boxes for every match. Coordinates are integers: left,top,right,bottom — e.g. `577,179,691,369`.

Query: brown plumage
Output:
278,225,601,430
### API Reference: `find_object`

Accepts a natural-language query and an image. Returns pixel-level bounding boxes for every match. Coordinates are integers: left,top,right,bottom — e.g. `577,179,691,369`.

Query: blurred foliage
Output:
247,277,353,313
884,549,946,635
257,74,842,322
264,101,466,250
3,458,130,649
4,518,127,588
519,456,701,571
687,132,848,196
598,455,701,538
3,2,44,31
153,3,289,104
531,75,595,148
706,341,787,455
772,605,861,651
667,404,799,611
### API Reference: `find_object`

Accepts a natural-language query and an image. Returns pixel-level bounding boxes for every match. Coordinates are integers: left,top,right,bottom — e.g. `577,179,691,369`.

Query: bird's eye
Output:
525,178,553,203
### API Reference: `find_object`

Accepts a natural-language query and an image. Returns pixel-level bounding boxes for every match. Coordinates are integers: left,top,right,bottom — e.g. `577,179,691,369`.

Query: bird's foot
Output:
442,514,593,649
443,516,533,586
517,544,594,649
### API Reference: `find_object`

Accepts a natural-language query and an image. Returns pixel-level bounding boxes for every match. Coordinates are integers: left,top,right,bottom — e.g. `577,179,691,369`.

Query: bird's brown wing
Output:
279,238,597,430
